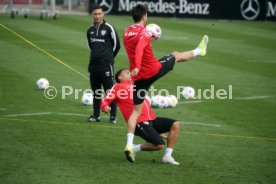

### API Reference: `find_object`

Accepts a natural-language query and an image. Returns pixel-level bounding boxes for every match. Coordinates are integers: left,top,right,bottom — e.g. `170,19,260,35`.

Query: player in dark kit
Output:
123,4,209,162
86,4,120,124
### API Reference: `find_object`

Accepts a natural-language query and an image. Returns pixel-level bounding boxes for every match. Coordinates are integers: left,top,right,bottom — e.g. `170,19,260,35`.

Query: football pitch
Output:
0,14,276,184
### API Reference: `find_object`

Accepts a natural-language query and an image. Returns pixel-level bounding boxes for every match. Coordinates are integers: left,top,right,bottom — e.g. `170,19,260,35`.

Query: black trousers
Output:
135,117,176,145
133,54,176,105
89,65,117,118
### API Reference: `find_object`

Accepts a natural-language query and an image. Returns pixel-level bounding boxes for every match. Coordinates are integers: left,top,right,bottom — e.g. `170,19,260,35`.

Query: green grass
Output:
1,14,276,184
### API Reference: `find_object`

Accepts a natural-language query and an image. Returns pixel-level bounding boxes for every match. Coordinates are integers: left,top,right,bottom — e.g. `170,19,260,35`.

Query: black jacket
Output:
87,20,120,68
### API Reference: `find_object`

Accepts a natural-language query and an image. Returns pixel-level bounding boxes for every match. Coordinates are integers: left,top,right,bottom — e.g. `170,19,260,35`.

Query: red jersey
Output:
123,24,161,81
100,81,156,123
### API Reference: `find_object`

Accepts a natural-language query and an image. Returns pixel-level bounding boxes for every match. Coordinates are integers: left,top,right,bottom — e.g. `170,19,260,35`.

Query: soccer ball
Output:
151,95,162,107
157,96,169,108
167,95,178,108
182,87,195,99
36,78,49,90
81,93,93,105
146,23,162,40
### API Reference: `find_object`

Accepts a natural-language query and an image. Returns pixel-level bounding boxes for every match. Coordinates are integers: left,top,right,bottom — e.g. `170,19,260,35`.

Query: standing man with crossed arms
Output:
86,4,120,124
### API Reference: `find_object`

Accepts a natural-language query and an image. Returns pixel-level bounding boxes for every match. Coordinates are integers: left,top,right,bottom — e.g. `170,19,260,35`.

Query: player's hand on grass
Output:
103,106,111,113
131,68,139,76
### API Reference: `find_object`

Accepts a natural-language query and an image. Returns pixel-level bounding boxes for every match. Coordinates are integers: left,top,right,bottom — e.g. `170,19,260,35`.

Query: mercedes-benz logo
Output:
240,0,260,20
95,0,113,14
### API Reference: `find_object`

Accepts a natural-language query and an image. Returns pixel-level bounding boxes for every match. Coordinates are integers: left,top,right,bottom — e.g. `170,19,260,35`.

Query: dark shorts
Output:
133,54,176,105
134,117,176,145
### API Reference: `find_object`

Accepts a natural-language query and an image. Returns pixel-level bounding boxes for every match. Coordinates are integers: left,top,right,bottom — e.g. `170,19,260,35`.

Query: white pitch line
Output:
235,95,272,100
0,108,8,111
2,112,52,117
55,112,88,117
54,113,109,118
178,100,204,104
1,112,109,118
181,121,221,127
178,95,273,102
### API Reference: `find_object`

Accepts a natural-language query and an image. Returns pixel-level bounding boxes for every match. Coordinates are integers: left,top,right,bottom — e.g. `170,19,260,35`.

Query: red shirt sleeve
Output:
100,84,118,111
134,32,151,69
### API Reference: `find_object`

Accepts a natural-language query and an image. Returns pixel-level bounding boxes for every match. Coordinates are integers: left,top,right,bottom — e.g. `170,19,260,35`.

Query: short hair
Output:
89,4,103,14
115,69,127,83
131,4,148,23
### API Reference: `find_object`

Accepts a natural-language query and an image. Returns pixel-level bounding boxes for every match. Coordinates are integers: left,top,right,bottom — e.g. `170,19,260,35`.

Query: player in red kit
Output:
100,69,181,165
123,4,209,162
